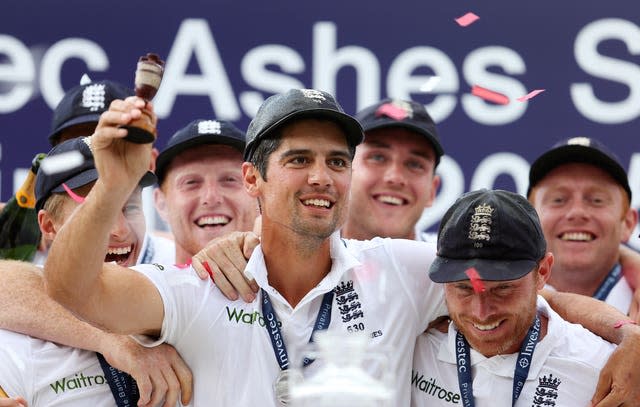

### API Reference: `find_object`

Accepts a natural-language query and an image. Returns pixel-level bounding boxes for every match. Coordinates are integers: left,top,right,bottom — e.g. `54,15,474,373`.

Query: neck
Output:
174,244,192,265
261,228,333,308
548,264,618,296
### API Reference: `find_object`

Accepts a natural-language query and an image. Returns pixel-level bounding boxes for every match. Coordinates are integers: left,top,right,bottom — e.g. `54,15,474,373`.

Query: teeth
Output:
473,321,501,331
377,195,403,205
303,199,330,208
197,216,230,226
560,232,593,241
107,246,132,255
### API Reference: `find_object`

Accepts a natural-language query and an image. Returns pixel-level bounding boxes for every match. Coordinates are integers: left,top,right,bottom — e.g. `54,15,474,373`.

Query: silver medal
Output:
274,369,303,405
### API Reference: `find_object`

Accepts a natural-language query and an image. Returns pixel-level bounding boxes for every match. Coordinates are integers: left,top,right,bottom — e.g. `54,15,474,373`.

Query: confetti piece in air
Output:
471,85,510,105
40,151,84,175
455,12,480,27
517,89,545,102
376,103,409,120
62,183,86,204
465,267,485,293
419,76,442,93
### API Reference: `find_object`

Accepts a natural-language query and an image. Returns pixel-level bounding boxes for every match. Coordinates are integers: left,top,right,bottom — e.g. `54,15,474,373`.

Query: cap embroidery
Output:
566,136,591,147
81,84,107,112
469,203,494,247
300,89,326,103
82,136,93,152
198,120,222,135
375,100,413,121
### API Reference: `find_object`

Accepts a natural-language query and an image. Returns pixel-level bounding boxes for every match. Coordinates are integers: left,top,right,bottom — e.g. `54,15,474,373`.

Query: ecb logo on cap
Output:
566,136,591,147
198,120,222,135
300,89,326,103
82,84,107,112
469,203,494,247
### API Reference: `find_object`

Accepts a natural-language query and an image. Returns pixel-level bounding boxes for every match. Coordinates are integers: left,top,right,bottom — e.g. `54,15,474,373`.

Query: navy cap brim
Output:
528,144,631,201
362,120,444,158
244,108,363,161
37,169,156,211
48,114,102,143
428,256,537,283
156,135,244,183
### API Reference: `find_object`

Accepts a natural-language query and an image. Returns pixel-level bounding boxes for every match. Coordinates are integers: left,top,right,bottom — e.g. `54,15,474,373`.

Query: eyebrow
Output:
280,148,352,160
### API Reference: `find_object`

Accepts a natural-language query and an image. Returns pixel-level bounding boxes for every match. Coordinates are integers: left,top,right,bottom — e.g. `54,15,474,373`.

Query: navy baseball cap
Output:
356,99,444,166
155,119,246,184
527,137,631,202
429,189,546,283
49,79,134,146
244,89,363,161
35,137,156,211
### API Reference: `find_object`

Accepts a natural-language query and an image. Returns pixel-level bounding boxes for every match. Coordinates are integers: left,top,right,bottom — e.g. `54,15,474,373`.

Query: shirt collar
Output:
245,231,361,307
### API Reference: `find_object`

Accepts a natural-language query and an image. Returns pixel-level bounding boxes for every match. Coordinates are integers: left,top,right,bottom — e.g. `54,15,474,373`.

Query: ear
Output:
620,207,638,243
38,209,60,243
243,162,260,198
424,174,441,208
153,187,170,223
535,252,554,290
149,147,159,173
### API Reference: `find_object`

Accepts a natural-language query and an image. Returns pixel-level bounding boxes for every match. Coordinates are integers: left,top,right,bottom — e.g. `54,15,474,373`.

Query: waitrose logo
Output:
50,373,107,394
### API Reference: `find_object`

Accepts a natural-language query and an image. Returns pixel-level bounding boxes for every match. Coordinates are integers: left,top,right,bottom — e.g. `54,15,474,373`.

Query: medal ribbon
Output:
455,314,541,407
261,288,334,371
593,264,622,301
96,353,139,407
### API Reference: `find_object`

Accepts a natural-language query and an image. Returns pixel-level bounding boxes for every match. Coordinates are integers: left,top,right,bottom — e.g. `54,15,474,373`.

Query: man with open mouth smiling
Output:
153,119,258,265
341,99,443,241
527,137,638,314
35,136,157,267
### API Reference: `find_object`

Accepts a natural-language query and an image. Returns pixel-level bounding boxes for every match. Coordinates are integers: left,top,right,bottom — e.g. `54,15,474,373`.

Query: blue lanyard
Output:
593,264,622,301
96,353,139,407
261,288,334,370
455,315,541,407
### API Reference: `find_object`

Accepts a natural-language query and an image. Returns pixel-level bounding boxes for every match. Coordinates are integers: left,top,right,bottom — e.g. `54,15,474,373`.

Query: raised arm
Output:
43,97,163,336
542,289,640,406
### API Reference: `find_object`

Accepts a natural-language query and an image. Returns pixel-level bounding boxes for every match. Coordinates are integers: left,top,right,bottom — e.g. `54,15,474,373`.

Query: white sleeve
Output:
130,264,219,347
386,239,447,331
0,330,33,404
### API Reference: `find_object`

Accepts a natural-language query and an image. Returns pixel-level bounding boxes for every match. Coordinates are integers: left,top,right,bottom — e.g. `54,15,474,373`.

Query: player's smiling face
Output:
50,183,145,267
344,128,439,240
156,145,258,260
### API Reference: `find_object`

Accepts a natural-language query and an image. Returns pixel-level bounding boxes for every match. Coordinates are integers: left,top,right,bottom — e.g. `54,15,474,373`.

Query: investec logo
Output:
49,372,107,394
226,306,281,327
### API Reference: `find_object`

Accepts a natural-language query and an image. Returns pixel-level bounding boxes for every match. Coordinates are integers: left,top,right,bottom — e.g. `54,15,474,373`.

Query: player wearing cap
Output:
153,119,258,266
527,137,638,315
36,137,157,267
43,91,640,406
0,133,192,405
342,99,443,241
44,90,449,406
412,189,617,406
41,76,174,266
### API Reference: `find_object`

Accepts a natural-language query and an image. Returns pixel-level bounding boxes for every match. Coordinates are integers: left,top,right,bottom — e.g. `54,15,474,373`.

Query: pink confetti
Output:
375,103,409,121
465,267,485,293
471,85,510,105
517,89,545,102
455,12,480,27
62,183,85,204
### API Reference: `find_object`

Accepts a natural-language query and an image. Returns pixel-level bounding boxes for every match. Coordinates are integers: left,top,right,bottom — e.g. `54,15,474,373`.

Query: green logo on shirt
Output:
50,373,106,394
